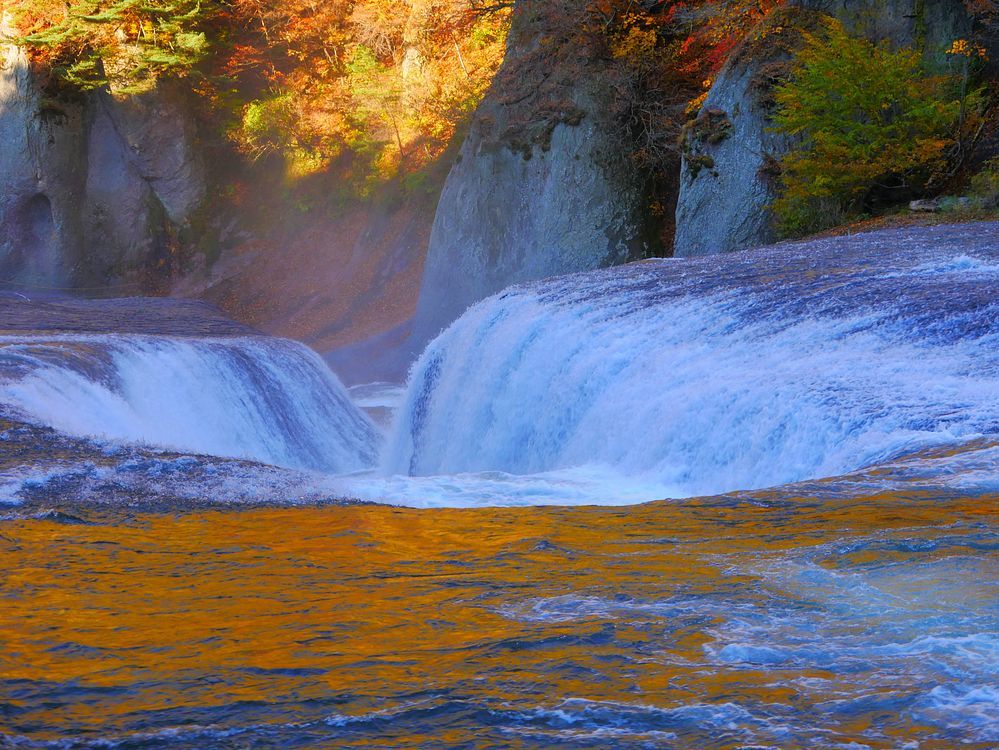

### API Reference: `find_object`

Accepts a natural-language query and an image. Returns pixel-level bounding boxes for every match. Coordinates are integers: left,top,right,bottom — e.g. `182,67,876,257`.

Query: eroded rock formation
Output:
408,0,653,345
673,0,975,258
0,17,206,290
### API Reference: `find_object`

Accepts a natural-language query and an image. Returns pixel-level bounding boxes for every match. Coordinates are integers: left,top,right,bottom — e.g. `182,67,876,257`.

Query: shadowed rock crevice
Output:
16,193,56,274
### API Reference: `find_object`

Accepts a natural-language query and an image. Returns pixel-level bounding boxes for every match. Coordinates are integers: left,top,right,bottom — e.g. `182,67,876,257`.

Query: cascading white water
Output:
385,233,999,500
0,334,380,473
3,227,997,508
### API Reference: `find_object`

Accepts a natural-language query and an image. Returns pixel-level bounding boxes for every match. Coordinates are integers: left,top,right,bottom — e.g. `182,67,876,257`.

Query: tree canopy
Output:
7,0,784,191
772,18,973,235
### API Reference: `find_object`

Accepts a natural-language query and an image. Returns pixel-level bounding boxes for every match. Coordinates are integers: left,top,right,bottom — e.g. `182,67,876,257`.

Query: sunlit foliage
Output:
9,0,787,196
772,19,971,236
216,0,511,187
10,0,215,93
9,0,510,188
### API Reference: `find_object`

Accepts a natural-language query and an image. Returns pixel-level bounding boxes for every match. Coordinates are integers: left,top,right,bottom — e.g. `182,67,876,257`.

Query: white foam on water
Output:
381,247,999,505
332,463,682,508
348,382,407,410
2,240,997,509
0,335,380,474
916,684,999,742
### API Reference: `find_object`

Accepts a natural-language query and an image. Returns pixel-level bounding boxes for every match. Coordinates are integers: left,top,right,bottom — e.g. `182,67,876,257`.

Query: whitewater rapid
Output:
0,334,379,473
379,227,999,502
1,225,997,508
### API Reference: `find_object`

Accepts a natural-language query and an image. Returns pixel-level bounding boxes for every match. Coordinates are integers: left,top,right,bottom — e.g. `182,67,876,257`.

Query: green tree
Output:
772,18,965,236
16,0,215,92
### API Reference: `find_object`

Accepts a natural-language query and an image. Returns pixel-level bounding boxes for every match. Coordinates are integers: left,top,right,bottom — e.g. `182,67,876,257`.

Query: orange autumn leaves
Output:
8,0,783,191
218,0,511,185
8,0,510,186
8,1,214,93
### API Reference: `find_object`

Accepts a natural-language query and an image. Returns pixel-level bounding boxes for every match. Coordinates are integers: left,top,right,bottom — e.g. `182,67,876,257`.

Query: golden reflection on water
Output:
1,492,996,748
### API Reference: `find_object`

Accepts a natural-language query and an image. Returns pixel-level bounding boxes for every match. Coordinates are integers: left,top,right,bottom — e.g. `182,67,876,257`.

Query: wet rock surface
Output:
0,292,258,337
0,414,362,516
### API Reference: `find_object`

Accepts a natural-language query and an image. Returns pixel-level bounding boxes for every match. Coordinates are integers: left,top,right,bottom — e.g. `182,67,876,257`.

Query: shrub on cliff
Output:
771,18,972,236
13,0,214,93
970,157,999,207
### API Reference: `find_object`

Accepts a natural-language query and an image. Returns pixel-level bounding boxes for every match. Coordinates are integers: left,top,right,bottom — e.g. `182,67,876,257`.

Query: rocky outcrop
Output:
0,18,207,291
823,0,972,62
408,0,652,345
0,30,83,287
674,0,975,258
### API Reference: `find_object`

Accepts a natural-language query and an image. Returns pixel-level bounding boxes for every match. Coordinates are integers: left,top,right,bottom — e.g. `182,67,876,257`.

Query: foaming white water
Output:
386,244,999,501
334,465,679,508
0,335,380,473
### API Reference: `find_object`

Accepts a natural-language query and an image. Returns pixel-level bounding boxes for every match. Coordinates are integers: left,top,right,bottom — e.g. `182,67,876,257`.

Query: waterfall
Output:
3,227,997,508
0,334,380,473
386,232,999,499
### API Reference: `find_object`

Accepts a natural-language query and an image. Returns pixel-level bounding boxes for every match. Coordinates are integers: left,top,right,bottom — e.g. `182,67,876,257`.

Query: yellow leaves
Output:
760,24,784,40
949,38,971,56
610,26,657,61
686,88,710,116
947,38,989,60
684,77,716,114
225,0,510,187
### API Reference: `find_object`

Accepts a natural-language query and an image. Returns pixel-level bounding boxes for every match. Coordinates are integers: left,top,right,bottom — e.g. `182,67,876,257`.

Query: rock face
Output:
673,0,974,258
408,0,651,345
0,33,80,287
825,0,972,58
0,19,206,290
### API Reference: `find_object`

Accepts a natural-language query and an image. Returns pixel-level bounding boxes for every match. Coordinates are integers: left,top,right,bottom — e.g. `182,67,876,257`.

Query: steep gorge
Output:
0,0,995,383
0,14,208,291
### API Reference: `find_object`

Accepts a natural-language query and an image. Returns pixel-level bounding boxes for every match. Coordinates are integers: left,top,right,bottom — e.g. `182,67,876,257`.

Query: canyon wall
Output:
0,18,207,291
674,0,975,258
407,0,653,346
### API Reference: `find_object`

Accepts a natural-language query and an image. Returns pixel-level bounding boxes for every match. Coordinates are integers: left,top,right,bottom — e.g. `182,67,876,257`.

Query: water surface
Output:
2,488,995,748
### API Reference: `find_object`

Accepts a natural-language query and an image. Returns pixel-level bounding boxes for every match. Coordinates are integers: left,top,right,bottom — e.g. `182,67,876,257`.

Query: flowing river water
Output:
1,487,996,748
1,224,997,747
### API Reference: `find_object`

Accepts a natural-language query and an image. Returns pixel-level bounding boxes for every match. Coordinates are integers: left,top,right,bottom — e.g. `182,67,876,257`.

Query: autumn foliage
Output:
772,18,979,236
10,1,214,93
216,0,511,187
7,0,786,203
8,0,510,190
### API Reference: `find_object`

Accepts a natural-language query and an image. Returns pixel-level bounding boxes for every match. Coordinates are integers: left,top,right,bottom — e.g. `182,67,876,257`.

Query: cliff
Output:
673,0,976,258
407,0,653,346
2,0,995,382
0,17,207,291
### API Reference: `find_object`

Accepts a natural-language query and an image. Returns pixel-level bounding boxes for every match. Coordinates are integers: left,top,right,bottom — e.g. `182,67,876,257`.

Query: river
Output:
0,224,997,747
